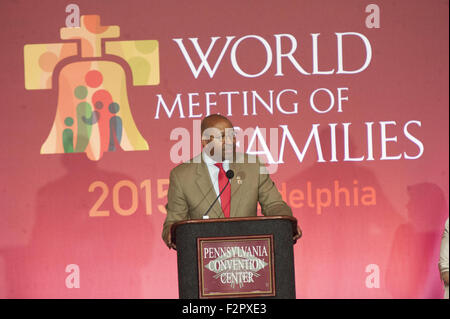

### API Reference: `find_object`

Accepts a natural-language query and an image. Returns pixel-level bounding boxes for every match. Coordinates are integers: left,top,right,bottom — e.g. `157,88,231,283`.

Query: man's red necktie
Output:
215,163,231,218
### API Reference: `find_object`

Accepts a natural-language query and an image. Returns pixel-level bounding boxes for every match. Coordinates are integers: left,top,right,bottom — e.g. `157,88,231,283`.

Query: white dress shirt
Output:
202,151,230,204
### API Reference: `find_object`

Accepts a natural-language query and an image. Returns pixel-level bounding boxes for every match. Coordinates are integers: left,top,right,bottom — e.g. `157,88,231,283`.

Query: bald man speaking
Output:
162,114,295,249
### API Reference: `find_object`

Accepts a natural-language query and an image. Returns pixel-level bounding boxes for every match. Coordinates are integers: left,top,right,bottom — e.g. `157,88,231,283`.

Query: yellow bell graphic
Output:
24,15,159,161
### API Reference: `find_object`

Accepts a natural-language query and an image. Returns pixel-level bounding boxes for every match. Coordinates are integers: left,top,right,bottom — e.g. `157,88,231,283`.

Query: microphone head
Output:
226,169,235,179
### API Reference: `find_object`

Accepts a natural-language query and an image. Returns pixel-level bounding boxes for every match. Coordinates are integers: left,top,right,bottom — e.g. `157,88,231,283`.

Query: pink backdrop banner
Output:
0,0,448,298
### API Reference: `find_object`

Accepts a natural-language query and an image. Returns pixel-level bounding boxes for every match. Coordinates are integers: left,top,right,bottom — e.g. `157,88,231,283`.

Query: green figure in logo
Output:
74,102,93,152
63,117,74,153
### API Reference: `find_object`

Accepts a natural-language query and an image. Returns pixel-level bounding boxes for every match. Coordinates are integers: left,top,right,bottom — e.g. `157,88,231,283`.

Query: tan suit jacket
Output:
162,153,292,246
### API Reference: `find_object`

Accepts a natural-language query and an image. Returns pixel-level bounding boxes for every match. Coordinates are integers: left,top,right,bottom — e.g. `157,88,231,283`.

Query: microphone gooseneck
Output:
203,169,234,219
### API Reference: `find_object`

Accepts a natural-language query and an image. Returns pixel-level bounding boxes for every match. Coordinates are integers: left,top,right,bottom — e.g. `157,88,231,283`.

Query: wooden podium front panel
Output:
174,217,297,299
197,235,275,299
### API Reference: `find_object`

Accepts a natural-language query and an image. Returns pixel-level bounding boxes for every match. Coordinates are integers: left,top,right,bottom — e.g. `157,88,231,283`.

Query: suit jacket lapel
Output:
195,161,223,218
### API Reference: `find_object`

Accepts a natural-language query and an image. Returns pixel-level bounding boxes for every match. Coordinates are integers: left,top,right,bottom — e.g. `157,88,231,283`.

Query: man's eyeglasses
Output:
203,130,237,142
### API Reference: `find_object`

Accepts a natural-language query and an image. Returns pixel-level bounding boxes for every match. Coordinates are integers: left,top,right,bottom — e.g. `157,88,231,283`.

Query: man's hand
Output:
168,231,177,250
293,226,302,243
442,271,449,285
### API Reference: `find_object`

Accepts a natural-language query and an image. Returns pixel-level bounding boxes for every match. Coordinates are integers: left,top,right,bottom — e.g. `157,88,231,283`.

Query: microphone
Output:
203,169,234,219
225,170,235,179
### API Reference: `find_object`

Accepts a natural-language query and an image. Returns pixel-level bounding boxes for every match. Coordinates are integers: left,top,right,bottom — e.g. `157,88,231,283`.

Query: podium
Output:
170,216,300,299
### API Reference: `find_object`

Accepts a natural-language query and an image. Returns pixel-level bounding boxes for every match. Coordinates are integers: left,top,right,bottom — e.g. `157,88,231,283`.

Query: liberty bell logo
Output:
24,15,159,161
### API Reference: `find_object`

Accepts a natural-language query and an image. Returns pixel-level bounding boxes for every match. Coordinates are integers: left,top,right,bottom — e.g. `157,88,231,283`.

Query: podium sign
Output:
171,216,299,299
197,235,275,299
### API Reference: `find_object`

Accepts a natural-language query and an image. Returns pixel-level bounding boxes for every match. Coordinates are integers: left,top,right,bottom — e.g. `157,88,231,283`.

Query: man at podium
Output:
162,114,293,248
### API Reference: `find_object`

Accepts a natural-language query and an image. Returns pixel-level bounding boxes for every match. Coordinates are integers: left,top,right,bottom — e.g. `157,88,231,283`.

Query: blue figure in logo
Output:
108,102,122,151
